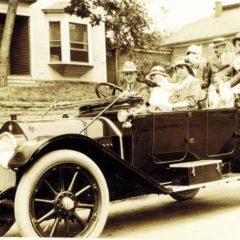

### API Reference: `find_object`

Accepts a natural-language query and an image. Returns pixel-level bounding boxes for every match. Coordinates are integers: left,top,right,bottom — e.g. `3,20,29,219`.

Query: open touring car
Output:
0,82,240,237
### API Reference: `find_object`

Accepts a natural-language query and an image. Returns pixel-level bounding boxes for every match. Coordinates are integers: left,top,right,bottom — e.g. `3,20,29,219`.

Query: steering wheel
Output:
95,83,123,98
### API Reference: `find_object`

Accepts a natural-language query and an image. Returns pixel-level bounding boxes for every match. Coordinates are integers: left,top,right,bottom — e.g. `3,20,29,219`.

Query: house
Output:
0,0,107,85
161,2,240,62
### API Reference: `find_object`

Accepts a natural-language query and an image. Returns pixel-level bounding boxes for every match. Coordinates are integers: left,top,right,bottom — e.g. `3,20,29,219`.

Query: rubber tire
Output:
169,188,200,201
14,150,109,238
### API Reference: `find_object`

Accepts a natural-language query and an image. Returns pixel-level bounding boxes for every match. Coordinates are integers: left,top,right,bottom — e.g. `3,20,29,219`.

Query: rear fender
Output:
13,134,165,195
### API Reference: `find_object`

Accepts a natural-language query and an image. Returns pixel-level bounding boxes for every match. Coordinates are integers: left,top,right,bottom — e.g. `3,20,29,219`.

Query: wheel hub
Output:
55,191,76,214
61,196,74,210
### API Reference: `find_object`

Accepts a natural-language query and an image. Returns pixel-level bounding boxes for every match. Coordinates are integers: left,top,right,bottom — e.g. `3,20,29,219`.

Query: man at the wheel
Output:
119,60,150,102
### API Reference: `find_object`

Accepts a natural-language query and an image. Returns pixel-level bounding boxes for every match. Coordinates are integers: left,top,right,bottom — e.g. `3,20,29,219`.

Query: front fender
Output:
10,134,166,195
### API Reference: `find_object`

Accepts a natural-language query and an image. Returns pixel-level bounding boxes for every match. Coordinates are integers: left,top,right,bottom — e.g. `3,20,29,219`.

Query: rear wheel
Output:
15,150,109,238
169,188,200,201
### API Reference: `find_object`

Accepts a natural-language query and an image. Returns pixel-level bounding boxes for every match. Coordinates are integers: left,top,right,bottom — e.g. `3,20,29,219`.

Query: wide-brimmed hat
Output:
209,37,227,48
186,44,202,55
145,65,169,80
174,57,195,76
232,33,240,46
119,61,137,72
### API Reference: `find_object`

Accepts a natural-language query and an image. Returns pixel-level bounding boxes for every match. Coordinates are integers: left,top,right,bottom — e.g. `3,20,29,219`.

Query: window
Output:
49,22,62,61
48,21,91,67
69,23,88,62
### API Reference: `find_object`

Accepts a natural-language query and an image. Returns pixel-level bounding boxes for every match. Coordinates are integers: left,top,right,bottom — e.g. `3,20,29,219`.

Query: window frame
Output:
49,21,62,62
48,18,92,65
69,22,89,63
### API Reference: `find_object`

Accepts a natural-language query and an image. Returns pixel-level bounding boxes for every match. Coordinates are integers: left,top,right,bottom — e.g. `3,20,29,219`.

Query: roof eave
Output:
161,32,240,47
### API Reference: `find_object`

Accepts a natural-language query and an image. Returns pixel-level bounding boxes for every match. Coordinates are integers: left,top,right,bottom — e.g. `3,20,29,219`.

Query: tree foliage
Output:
65,0,161,52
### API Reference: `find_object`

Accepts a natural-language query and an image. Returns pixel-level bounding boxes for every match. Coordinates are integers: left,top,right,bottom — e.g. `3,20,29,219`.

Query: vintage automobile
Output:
0,82,240,237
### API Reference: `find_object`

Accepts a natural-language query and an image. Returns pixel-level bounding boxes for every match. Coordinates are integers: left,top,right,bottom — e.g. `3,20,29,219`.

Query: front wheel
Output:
169,188,200,201
15,150,109,238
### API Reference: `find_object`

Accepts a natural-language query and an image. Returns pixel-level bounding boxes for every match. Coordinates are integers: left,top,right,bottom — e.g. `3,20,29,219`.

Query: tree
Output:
65,0,152,53
0,0,19,87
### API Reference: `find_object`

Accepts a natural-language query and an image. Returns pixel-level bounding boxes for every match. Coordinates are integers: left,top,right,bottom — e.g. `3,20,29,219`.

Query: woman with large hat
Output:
148,57,202,111
145,65,169,82
147,65,175,111
168,57,202,110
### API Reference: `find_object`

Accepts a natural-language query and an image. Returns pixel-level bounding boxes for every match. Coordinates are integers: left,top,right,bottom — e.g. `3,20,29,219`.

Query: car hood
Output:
0,118,104,140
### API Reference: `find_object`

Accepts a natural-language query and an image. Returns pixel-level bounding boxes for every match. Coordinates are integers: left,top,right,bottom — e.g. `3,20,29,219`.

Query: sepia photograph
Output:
1,0,240,239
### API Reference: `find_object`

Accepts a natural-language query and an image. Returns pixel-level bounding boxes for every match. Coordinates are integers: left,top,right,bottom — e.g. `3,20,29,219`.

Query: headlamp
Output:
117,110,129,123
0,132,17,169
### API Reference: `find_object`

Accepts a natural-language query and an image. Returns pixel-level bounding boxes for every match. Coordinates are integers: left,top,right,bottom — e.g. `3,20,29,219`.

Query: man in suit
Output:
185,44,208,89
203,37,235,88
120,61,142,92
119,60,150,103
222,33,240,88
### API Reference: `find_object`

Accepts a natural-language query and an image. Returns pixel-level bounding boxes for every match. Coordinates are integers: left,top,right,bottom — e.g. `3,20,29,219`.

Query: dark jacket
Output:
202,53,235,88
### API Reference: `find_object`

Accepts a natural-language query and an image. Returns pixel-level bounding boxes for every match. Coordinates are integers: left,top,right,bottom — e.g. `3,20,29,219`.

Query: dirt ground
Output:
6,180,240,239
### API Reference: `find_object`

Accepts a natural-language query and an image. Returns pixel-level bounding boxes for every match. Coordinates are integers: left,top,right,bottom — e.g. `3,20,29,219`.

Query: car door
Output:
152,111,189,164
205,108,238,156
131,111,189,169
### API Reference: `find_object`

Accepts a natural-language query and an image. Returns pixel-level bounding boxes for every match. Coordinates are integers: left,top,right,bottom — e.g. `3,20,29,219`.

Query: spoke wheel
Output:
15,150,109,238
95,83,123,98
170,188,200,201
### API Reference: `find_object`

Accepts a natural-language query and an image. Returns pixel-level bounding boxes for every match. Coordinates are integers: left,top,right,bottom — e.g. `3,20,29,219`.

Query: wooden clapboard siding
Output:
0,0,107,84
30,3,107,83
10,16,30,75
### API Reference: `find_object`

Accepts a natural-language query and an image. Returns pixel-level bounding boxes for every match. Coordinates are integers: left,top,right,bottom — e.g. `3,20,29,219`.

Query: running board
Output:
164,173,240,193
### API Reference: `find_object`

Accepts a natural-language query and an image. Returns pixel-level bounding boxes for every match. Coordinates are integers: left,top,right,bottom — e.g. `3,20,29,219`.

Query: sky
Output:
146,0,239,31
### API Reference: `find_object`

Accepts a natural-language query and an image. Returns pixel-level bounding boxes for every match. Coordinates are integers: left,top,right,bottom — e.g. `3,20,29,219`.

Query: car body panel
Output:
129,108,239,178
0,119,104,140
1,106,240,190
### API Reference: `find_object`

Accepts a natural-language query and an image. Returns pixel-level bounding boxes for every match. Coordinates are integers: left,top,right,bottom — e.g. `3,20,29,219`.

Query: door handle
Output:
185,137,195,144
233,132,240,139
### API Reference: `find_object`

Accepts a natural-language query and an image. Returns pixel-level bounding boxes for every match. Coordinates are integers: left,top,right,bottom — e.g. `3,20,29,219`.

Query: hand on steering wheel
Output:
95,83,123,98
